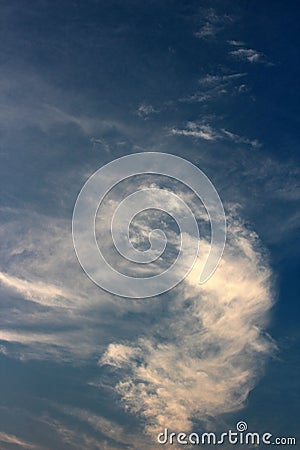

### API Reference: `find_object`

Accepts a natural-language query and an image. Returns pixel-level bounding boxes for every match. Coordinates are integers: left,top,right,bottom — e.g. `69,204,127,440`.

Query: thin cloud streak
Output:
170,122,261,147
0,431,39,449
0,271,77,308
170,123,220,141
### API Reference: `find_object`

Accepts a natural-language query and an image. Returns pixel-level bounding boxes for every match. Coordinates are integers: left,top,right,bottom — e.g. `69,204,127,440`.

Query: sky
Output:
0,1,299,449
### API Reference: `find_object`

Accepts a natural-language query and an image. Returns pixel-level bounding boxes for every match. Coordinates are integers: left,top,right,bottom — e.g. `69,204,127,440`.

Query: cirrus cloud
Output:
100,213,275,435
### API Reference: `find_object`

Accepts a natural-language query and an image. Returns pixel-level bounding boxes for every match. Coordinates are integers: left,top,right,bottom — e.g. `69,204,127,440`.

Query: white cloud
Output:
0,209,123,361
198,73,246,86
170,123,220,141
99,343,141,369
230,48,262,63
170,122,261,148
227,39,274,66
0,328,101,362
0,271,77,308
227,40,245,46
1,170,287,446
227,39,271,64
99,214,275,435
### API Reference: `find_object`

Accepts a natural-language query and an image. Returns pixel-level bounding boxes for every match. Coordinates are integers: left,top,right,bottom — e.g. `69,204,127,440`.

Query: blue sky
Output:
0,1,299,449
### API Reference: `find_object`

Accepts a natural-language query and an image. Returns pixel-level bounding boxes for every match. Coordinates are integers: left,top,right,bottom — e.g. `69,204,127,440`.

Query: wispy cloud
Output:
0,209,120,362
1,161,293,445
90,137,111,153
195,22,218,39
194,9,234,39
198,72,246,86
0,431,38,449
1,157,292,446
222,128,262,148
228,41,270,65
0,69,131,139
58,405,152,449
170,122,261,148
170,123,220,141
100,214,275,435
137,103,159,119
231,48,263,63
179,72,247,104
0,271,77,308
43,418,105,450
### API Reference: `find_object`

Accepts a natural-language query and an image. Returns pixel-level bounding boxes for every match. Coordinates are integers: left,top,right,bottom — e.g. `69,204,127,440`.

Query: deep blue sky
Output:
0,1,299,449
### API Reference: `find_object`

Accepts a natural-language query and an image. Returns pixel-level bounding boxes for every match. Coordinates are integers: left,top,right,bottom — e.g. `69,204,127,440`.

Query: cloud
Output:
230,48,262,63
198,72,246,86
221,128,262,148
0,208,122,362
90,137,111,153
194,9,234,39
1,162,291,445
99,214,275,435
0,271,77,308
0,198,190,363
195,23,218,39
228,41,269,64
43,419,105,450
0,4,295,449
0,348,7,359
178,73,247,104
170,122,261,147
0,431,38,449
58,406,151,449
227,39,245,47
137,104,159,119
170,123,220,141
0,68,131,139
